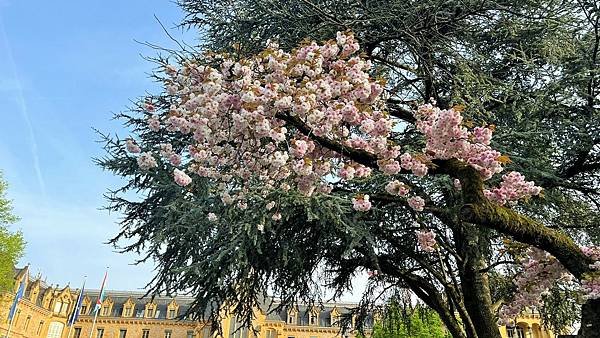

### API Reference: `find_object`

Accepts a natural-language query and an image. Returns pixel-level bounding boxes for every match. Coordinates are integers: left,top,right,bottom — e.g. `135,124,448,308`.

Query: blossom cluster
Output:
352,194,372,212
414,104,501,180
581,246,600,300
484,171,542,205
416,230,436,252
498,246,600,325
131,32,412,209
406,104,543,209
498,248,572,325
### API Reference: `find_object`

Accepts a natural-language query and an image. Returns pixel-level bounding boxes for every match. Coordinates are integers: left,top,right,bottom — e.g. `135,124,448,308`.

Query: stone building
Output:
0,267,556,338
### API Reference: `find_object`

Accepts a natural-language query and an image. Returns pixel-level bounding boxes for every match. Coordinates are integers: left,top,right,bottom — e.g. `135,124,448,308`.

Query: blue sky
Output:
0,1,194,291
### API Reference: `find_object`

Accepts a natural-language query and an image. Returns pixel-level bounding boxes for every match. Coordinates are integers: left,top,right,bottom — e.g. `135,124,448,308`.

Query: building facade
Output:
0,267,555,338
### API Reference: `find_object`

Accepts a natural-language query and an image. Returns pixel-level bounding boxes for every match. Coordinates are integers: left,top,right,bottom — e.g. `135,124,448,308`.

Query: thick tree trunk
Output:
455,225,502,338
579,298,600,338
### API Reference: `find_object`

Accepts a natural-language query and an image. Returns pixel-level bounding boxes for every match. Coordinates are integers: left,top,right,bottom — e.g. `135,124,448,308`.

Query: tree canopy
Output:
99,1,600,337
0,172,24,292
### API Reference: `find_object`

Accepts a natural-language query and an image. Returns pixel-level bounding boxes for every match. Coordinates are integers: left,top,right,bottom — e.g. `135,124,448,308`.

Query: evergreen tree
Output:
98,1,600,337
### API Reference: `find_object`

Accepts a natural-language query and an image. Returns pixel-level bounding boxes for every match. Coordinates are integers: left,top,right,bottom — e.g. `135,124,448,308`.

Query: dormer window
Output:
330,308,340,327
29,281,40,303
145,302,157,319
99,297,114,317
122,298,135,317
166,299,179,319
287,308,298,325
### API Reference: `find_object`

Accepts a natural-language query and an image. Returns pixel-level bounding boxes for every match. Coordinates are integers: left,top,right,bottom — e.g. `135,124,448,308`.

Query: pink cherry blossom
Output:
416,230,436,252
174,168,192,186
407,196,425,212
484,171,542,205
385,180,409,196
352,194,372,212
126,139,141,153
147,116,161,132
137,152,158,170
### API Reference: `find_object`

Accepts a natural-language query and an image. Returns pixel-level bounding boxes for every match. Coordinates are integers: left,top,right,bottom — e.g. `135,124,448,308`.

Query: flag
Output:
92,271,108,314
67,280,86,326
7,273,27,322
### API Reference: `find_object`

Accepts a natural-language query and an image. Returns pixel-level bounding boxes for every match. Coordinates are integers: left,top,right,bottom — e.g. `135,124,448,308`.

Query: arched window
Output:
46,322,64,338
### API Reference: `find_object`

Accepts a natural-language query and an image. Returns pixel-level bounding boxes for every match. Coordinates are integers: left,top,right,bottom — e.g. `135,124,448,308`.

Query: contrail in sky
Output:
0,15,46,197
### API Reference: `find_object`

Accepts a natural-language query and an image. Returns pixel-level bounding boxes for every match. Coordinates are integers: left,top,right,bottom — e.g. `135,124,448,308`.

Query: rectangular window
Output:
53,302,62,313
102,306,110,316
187,331,196,338
165,330,172,338
119,329,127,338
97,328,104,338
506,327,515,338
516,327,525,338
169,309,176,319
81,305,87,315
37,321,44,335
24,316,31,330
14,310,20,325
142,329,150,338
146,308,155,318
74,328,82,338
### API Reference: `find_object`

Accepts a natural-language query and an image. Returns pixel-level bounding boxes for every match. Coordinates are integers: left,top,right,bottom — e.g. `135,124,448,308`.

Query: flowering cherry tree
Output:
101,32,600,338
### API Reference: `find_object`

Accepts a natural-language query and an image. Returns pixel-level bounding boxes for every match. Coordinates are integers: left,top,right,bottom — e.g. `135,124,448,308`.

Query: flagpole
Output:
87,309,99,338
67,276,87,338
5,312,15,338
88,269,107,338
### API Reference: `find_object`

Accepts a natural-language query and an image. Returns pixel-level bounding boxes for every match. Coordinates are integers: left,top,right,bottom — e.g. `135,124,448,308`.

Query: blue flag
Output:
67,281,86,326
8,275,26,322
